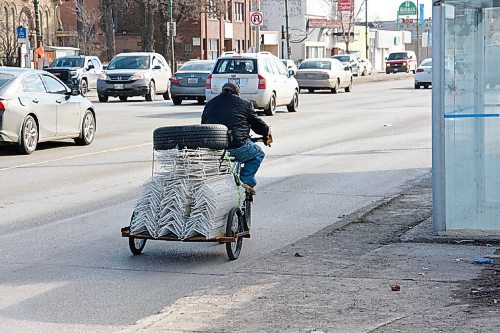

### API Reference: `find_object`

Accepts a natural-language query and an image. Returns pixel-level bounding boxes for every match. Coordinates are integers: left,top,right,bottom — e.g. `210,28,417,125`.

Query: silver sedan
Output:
295,58,353,94
0,67,96,154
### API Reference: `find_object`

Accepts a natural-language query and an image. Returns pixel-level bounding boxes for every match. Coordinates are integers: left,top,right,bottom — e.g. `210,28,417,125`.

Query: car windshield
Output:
0,73,14,88
299,61,331,70
179,61,214,72
107,56,150,70
50,57,84,68
388,53,409,60
421,59,432,67
213,59,257,74
333,56,350,62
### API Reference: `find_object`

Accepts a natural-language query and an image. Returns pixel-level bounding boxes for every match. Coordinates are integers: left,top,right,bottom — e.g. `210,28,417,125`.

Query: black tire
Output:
424,84,430,89
74,110,95,145
331,79,339,94
153,124,229,150
19,115,38,154
242,193,252,231
172,97,182,105
98,95,108,102
163,87,171,100
286,91,299,112
197,97,205,105
129,237,147,255
119,96,128,101
361,68,367,76
345,79,353,93
308,88,315,93
264,92,276,116
129,212,147,255
225,207,243,260
412,70,416,74
145,81,155,101
415,84,420,89
80,79,88,96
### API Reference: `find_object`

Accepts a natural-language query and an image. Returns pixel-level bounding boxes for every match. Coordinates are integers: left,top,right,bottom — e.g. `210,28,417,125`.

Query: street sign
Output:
17,26,27,40
398,1,417,16
250,11,264,26
338,0,353,12
420,3,425,25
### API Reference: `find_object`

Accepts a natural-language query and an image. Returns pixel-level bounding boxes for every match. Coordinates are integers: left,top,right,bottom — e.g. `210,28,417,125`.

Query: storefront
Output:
433,0,500,233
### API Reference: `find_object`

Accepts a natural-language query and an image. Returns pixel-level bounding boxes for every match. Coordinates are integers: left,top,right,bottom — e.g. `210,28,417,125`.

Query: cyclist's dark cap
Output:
221,82,240,95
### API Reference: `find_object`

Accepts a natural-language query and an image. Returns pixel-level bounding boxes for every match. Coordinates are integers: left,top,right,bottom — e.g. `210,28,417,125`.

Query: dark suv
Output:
46,56,103,96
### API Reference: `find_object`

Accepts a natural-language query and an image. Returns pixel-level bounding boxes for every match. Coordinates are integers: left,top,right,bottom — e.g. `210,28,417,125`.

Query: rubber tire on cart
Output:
242,194,252,231
153,124,229,150
128,212,147,255
225,207,243,260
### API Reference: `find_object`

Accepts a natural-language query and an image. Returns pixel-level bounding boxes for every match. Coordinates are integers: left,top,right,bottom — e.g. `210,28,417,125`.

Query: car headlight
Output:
130,73,145,80
403,62,407,66
70,70,78,77
99,74,109,80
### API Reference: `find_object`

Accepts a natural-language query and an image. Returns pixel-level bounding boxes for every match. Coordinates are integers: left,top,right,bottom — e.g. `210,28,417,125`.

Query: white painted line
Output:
0,143,151,172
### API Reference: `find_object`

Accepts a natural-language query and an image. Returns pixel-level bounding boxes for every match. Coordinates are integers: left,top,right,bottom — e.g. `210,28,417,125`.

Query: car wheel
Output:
308,88,315,93
163,87,171,100
197,97,205,105
345,78,353,93
19,115,38,154
75,110,95,145
286,91,299,112
412,69,416,74
331,80,339,94
145,81,156,101
424,84,430,89
264,92,276,116
172,97,182,105
98,94,108,102
119,96,128,101
153,124,229,150
361,68,367,76
80,79,88,96
415,84,420,89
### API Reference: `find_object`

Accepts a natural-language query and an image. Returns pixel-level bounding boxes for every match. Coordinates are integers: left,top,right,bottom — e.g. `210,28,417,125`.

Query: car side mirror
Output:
153,65,161,70
344,66,350,71
102,65,108,70
288,69,296,77
67,88,81,96
87,64,95,70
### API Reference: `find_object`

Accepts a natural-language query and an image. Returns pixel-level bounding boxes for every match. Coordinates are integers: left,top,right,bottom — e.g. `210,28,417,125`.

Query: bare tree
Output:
100,0,117,61
0,23,19,66
335,0,365,54
69,0,105,55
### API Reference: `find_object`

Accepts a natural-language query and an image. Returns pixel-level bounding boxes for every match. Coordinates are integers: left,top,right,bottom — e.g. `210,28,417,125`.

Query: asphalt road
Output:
0,77,431,332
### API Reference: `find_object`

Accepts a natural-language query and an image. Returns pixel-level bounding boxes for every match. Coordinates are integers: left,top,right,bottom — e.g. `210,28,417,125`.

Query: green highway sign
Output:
398,1,417,16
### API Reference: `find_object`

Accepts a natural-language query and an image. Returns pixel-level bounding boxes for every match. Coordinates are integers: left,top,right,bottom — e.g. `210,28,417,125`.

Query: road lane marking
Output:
0,143,151,172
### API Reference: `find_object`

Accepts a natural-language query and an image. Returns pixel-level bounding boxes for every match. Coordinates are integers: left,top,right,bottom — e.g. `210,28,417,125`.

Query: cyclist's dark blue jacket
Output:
201,92,269,149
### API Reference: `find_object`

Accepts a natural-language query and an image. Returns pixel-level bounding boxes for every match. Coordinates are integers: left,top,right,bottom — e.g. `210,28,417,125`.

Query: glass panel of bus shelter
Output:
443,2,500,230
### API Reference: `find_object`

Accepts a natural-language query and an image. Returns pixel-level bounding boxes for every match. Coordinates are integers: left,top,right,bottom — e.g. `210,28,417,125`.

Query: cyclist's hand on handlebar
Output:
264,128,273,147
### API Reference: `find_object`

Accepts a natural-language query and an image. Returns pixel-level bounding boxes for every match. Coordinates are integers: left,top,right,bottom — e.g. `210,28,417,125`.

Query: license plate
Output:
114,84,124,89
228,78,240,85
306,74,315,79
187,78,199,84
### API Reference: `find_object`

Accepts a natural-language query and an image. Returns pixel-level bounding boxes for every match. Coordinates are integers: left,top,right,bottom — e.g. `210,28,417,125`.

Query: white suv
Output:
205,52,299,116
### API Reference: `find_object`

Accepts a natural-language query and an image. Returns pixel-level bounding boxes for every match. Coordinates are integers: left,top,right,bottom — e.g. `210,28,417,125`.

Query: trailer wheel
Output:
225,207,243,260
153,124,229,150
129,212,146,255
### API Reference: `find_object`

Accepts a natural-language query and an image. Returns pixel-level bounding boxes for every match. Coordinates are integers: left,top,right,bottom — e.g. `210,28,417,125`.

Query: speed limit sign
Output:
250,11,264,26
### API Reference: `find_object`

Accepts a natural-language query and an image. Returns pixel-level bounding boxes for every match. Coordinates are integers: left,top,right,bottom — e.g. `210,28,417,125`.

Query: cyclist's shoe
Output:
242,184,256,195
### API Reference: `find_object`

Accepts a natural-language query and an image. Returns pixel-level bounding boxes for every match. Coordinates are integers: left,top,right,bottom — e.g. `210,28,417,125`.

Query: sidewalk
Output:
119,172,499,332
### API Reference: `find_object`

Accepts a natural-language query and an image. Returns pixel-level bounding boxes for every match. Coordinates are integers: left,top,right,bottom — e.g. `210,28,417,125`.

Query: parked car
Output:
0,67,96,154
205,51,299,116
414,58,432,89
295,58,353,94
359,58,372,76
332,54,362,76
45,55,103,96
97,52,171,102
385,51,417,74
281,59,298,72
170,60,215,105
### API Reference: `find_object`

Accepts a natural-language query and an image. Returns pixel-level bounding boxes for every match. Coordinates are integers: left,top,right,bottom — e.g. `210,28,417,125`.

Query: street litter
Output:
295,252,304,257
454,258,464,262
391,284,401,292
473,258,493,265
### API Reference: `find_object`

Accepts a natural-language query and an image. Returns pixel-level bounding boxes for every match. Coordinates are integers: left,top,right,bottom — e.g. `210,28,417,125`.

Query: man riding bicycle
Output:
201,82,271,194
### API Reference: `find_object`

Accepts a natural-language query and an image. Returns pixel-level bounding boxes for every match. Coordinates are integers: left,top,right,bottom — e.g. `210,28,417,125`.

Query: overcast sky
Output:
365,0,433,21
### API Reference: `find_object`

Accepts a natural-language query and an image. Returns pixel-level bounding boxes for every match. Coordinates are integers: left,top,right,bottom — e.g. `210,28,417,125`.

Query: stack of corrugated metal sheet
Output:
130,148,240,239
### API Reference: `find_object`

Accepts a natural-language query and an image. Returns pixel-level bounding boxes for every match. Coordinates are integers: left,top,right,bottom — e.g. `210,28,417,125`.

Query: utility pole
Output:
416,0,419,63
284,0,290,58
169,0,175,71
255,0,260,52
33,0,42,47
365,0,368,59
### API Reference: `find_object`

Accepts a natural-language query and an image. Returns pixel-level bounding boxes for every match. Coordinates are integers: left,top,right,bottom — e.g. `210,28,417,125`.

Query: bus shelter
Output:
433,0,500,233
